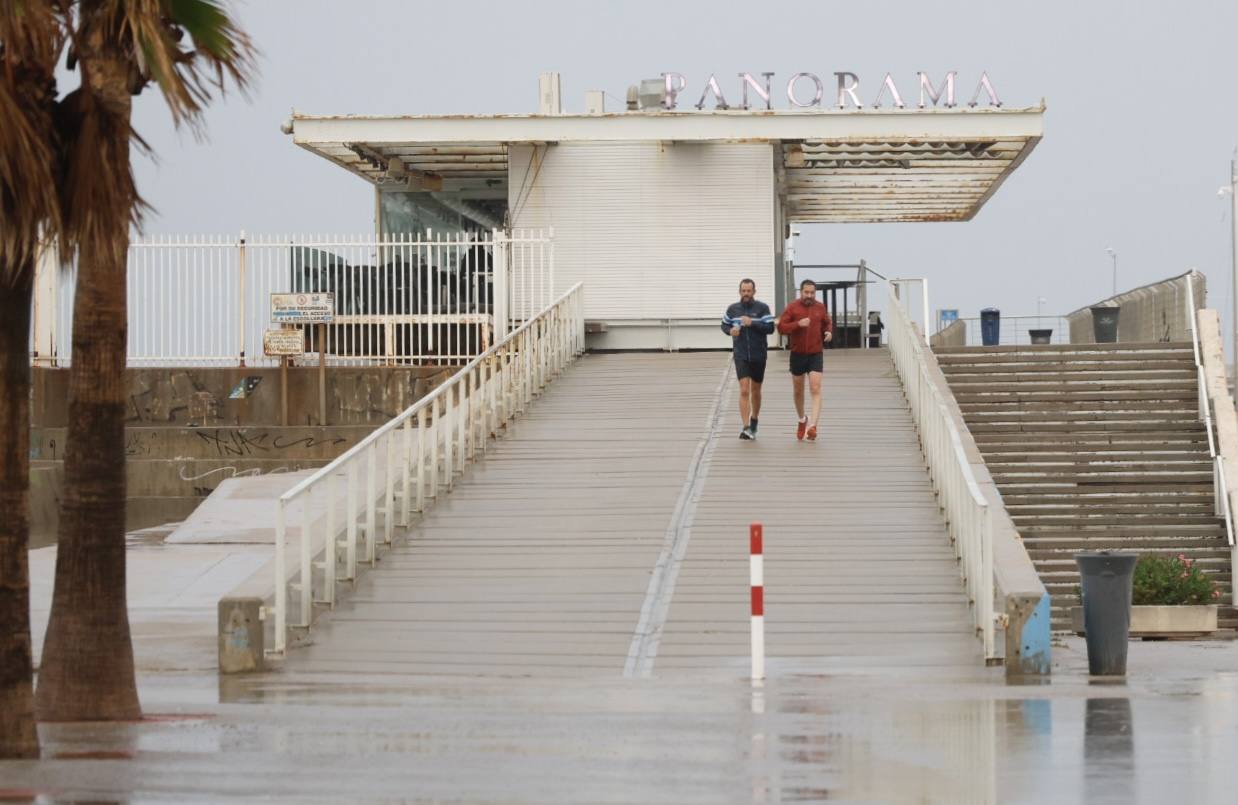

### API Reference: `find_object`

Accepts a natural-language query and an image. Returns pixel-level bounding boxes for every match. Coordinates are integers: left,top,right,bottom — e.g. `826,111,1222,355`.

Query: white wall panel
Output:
509,142,776,324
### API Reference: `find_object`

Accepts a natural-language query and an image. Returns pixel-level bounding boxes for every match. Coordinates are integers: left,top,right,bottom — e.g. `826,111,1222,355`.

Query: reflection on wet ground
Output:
3,638,1237,803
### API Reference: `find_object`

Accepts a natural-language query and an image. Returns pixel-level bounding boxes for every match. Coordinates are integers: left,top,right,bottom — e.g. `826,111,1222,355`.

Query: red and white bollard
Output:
750,522,765,680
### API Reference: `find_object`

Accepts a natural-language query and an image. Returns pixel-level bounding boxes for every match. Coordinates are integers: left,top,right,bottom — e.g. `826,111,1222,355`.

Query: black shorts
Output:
789,352,824,376
734,357,767,384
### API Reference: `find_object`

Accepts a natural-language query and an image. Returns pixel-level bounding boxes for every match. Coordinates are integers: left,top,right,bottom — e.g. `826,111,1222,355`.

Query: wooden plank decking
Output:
287,350,981,677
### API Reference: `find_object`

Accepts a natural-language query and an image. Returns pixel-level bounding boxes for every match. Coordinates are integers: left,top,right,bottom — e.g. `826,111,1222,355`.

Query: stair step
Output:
1040,569,1232,582
1007,504,1216,515
1025,527,1228,539
933,341,1193,355
969,422,1204,434
1013,515,1223,526
966,410,1198,422
1025,535,1228,547
993,474,1213,486
973,430,1208,445
942,361,1194,376
1025,544,1228,557
988,460,1212,472
1000,487,1213,500
1000,485,1217,498
937,350,1193,365
985,448,1208,460
948,377,1198,391
955,390,1198,404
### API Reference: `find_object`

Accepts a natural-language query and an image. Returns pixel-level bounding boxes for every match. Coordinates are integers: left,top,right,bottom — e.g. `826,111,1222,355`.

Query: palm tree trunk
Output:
35,138,140,719
0,264,40,758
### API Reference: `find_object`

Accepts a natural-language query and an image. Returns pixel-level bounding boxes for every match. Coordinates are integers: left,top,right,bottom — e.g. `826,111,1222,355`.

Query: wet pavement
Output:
2,637,1236,803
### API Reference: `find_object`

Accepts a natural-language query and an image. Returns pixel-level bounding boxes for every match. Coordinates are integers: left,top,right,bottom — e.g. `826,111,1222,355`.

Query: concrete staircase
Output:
936,342,1236,632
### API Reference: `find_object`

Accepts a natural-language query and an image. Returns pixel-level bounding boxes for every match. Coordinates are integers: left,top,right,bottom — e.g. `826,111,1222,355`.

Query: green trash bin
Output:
1091,306,1120,343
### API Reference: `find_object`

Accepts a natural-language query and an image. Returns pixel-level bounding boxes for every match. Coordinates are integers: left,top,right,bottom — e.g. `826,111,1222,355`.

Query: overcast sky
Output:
129,0,1238,342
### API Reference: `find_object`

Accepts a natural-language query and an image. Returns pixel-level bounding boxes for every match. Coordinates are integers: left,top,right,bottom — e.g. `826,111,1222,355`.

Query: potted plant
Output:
1071,554,1221,638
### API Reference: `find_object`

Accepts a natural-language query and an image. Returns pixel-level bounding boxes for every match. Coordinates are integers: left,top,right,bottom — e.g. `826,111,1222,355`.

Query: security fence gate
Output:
31,229,554,368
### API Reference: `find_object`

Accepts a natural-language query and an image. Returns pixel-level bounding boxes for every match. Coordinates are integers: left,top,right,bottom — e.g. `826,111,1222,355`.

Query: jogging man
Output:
777,279,834,441
722,278,775,440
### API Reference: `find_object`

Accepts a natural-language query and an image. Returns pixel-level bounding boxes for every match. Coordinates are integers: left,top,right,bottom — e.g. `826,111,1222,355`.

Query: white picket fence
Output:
32,229,554,368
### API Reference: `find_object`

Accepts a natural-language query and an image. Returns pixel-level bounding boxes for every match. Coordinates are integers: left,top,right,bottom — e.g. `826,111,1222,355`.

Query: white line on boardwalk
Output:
624,359,733,677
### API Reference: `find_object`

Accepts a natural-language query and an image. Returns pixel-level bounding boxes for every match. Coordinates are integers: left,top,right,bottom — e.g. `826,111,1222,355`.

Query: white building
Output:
288,74,1043,350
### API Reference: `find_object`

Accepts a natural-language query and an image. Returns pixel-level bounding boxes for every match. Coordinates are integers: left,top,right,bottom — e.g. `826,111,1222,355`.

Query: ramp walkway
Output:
285,350,982,678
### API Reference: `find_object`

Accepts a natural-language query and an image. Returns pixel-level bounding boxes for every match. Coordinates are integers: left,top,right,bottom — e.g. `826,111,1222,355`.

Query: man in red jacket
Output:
777,279,834,441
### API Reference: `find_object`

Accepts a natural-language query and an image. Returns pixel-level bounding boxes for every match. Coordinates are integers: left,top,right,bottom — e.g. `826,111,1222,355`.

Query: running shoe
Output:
740,427,755,440
749,418,758,434
796,418,807,441
806,424,818,441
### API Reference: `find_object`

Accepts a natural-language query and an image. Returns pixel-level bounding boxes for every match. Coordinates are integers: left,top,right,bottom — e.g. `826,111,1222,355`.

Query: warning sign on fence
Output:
270,292,334,324
263,328,305,356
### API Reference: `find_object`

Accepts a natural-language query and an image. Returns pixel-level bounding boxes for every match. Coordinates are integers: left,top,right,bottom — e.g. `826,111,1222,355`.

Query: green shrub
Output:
1131,554,1221,606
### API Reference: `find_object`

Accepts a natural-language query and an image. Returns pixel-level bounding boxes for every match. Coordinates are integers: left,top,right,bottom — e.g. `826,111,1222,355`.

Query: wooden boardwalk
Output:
287,350,982,678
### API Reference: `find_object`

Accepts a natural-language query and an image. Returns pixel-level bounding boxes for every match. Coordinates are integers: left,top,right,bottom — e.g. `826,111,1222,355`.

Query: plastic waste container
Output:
1075,551,1138,675
1091,306,1120,343
1029,328,1053,345
980,308,1001,346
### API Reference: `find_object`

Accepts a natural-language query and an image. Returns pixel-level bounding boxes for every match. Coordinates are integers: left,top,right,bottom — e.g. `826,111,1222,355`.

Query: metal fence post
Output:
238,230,247,367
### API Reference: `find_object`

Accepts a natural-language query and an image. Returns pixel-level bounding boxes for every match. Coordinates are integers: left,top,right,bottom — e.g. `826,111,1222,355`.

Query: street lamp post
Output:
1105,247,1117,297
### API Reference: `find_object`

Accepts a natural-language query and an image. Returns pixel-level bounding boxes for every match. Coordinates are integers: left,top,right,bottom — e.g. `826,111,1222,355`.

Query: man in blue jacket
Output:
722,278,776,440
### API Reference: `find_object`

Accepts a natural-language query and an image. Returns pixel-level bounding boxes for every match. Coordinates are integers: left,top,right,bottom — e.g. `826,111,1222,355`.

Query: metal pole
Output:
238,230,247,367
1111,251,1117,297
318,322,327,425
1231,152,1237,380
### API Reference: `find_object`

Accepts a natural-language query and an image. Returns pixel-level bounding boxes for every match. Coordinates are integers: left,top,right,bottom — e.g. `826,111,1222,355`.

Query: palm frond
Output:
107,0,254,132
0,0,65,282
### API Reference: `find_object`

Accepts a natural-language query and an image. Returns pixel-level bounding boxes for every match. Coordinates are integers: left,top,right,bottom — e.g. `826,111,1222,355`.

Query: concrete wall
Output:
930,319,966,349
31,365,449,428
1066,270,1205,344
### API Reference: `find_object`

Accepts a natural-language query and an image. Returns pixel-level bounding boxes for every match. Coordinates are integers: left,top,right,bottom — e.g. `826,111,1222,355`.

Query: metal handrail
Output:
887,279,996,660
1184,274,1235,549
270,283,586,655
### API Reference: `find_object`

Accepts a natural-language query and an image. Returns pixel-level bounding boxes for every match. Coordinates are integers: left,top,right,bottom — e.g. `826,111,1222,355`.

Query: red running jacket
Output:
777,298,835,354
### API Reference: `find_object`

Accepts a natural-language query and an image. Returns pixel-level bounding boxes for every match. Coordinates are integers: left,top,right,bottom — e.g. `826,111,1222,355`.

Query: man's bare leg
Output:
750,382,763,420
809,371,823,426
792,374,806,420
738,377,752,426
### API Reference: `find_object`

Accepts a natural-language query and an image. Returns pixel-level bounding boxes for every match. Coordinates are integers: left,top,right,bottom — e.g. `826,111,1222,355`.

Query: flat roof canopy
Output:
290,106,1043,223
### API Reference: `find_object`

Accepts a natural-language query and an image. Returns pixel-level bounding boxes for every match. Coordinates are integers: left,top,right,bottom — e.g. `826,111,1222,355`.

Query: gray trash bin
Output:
1075,551,1138,675
1091,306,1120,343
1029,328,1053,345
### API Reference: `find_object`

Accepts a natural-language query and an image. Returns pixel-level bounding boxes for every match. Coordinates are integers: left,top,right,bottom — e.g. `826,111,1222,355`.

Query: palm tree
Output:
0,1,64,759
36,0,253,721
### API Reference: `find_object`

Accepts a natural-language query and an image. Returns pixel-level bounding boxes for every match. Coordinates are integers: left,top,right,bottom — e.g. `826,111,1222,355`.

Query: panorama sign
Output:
660,71,1002,111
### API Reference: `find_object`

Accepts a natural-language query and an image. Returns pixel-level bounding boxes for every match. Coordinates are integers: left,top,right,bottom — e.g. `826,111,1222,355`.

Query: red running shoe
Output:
796,418,807,441
806,424,818,441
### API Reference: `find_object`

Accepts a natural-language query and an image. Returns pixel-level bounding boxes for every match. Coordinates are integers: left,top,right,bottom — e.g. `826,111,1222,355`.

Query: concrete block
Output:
218,597,265,674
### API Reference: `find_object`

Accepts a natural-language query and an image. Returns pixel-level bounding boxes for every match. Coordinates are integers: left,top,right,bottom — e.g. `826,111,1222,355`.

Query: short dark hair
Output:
799,279,817,290
739,278,756,290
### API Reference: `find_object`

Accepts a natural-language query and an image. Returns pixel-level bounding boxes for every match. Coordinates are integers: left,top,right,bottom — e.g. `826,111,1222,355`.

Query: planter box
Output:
1071,605,1218,638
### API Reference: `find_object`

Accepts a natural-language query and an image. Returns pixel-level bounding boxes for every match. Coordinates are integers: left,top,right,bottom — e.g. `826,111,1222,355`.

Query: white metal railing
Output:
268,282,585,655
1184,274,1236,552
34,229,554,368
888,279,996,661
945,315,1071,346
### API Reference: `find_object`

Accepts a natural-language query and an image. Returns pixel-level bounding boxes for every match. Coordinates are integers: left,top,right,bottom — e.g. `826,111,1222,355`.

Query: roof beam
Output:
292,107,1044,146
